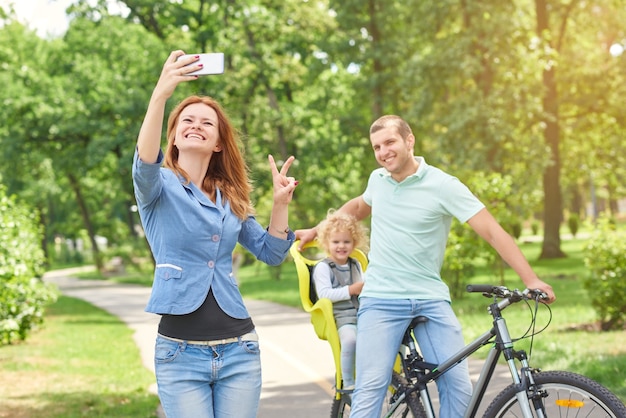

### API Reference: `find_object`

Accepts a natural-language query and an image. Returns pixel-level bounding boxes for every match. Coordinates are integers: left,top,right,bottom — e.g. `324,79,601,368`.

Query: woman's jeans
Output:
154,335,261,418
350,297,472,418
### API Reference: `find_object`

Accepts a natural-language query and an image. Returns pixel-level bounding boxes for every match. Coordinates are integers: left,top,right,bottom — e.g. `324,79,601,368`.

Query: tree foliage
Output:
0,0,625,278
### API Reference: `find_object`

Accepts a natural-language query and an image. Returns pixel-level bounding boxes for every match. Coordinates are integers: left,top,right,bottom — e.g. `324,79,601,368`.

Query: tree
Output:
0,14,166,270
113,0,372,227
331,0,626,259
534,0,566,258
2,0,625,271
48,15,166,269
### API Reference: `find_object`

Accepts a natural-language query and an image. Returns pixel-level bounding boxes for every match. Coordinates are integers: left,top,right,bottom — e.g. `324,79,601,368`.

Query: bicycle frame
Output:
353,287,626,418
393,296,537,418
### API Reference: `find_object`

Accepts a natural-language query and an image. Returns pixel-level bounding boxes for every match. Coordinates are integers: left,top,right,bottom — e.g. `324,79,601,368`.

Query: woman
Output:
132,50,298,418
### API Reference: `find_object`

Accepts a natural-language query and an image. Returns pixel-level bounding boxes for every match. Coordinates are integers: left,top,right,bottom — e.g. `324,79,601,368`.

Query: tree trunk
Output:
369,0,384,117
536,0,566,259
67,173,104,270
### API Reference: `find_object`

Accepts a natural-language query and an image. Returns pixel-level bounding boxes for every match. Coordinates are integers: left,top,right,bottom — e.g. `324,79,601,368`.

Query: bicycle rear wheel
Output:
330,395,350,417
329,372,426,418
484,370,626,417
381,372,426,418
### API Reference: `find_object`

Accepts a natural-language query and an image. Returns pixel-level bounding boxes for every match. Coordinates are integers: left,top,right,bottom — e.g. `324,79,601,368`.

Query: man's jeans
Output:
350,297,472,418
154,335,261,418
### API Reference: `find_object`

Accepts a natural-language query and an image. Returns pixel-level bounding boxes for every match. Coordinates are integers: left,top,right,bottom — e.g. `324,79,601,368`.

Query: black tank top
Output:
158,288,254,340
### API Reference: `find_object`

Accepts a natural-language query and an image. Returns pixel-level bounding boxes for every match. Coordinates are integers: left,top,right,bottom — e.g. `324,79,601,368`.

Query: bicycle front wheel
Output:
484,370,626,417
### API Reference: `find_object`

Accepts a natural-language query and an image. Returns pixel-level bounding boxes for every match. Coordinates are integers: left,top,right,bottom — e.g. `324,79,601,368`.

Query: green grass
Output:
0,296,160,418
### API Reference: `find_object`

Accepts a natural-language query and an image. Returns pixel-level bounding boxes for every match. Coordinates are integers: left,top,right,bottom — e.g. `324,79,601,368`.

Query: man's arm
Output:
338,195,372,221
295,195,371,249
467,208,556,303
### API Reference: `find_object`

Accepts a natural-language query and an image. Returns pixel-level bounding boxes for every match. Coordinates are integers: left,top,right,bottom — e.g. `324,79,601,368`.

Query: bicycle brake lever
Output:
523,288,548,301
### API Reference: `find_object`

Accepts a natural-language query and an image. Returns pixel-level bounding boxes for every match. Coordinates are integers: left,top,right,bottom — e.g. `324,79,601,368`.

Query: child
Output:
313,210,369,390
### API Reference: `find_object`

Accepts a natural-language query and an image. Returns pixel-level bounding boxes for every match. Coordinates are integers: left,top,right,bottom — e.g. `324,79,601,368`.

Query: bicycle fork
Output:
497,317,548,418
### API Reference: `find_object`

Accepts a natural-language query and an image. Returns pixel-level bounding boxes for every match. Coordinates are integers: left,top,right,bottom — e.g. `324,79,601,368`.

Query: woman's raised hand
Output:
152,50,202,100
268,155,298,205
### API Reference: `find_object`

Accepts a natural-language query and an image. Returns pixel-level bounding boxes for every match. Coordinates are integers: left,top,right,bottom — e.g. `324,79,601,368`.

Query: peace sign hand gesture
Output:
268,155,298,206
267,155,297,238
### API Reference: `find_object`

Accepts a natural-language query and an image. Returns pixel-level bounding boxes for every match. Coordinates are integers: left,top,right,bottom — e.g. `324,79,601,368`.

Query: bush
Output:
531,220,540,235
442,221,479,299
0,186,58,345
507,222,522,240
568,213,580,237
583,219,626,331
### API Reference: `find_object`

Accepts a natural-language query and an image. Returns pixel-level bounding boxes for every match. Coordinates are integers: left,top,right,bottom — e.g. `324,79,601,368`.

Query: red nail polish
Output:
294,181,299,186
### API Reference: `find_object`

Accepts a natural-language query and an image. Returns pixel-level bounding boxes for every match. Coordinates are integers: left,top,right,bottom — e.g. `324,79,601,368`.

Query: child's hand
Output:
349,282,364,296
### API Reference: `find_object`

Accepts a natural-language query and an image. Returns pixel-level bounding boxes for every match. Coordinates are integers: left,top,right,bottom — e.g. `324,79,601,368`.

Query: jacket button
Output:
212,234,220,242
208,260,215,268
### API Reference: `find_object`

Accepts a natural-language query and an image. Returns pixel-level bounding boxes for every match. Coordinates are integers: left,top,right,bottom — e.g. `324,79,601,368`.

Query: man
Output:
296,115,555,417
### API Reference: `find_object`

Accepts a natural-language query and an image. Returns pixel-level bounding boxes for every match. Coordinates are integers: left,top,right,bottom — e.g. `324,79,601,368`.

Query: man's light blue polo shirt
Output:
132,150,294,316
361,157,484,302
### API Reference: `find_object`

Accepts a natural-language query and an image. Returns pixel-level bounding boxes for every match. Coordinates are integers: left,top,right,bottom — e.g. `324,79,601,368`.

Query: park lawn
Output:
0,296,160,418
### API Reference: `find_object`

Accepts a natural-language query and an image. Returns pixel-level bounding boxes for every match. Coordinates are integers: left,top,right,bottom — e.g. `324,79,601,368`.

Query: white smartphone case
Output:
177,53,224,75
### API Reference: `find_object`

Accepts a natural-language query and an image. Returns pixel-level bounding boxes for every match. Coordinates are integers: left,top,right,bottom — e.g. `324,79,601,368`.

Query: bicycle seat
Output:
411,316,428,328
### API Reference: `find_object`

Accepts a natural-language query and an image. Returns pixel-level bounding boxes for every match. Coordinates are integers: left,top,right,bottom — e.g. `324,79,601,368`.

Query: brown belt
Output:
158,332,258,346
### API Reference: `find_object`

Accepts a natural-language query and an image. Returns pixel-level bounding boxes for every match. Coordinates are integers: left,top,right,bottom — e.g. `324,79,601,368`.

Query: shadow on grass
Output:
2,390,160,418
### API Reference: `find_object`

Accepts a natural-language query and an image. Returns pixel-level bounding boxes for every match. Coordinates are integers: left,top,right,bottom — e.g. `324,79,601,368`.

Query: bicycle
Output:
331,284,626,417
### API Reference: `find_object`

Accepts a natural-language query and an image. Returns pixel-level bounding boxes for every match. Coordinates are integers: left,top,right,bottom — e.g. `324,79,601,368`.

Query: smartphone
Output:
177,53,224,76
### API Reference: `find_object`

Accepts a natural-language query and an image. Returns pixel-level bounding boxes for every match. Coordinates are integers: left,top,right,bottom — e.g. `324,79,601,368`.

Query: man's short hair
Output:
370,115,413,140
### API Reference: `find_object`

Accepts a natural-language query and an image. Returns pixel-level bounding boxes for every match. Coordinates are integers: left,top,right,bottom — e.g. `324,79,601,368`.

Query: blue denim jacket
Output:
132,150,294,316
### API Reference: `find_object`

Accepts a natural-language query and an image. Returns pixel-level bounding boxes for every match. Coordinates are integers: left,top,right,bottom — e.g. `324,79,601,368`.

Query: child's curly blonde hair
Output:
317,209,369,254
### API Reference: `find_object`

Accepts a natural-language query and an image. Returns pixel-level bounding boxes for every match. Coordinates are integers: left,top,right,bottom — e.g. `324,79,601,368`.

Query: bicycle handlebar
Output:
466,284,500,294
466,285,548,308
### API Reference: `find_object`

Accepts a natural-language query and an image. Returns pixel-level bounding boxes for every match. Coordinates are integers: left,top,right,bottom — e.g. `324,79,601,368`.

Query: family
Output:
132,51,556,418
